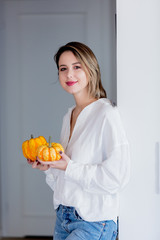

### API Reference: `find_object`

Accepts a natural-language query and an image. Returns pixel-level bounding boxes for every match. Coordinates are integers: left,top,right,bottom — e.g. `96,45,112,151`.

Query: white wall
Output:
117,0,160,239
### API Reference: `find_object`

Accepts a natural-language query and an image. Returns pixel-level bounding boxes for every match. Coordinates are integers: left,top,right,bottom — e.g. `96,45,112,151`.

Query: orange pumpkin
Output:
22,134,47,161
37,136,64,162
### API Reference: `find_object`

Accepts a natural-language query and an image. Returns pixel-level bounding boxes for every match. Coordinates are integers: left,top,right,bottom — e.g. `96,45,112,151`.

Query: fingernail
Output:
59,151,63,155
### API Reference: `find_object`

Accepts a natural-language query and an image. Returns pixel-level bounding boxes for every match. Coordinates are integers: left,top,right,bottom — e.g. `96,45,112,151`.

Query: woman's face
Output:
58,51,89,96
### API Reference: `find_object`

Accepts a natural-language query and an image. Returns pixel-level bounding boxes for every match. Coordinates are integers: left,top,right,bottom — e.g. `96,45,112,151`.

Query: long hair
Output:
54,42,107,99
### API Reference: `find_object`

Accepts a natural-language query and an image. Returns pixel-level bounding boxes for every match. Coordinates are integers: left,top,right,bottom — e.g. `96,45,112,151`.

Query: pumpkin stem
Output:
49,136,52,148
31,134,34,139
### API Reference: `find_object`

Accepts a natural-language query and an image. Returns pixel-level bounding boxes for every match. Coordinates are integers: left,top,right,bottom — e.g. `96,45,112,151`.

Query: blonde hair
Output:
54,42,107,99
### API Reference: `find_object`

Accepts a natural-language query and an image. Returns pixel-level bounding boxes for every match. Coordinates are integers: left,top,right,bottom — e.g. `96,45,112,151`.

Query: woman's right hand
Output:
27,158,50,171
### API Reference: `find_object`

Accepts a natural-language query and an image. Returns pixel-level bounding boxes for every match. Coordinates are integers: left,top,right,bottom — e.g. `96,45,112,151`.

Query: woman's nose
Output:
67,69,73,79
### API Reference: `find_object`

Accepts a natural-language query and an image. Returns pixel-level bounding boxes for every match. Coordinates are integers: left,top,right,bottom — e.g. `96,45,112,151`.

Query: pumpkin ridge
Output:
26,141,34,160
22,141,29,159
29,139,36,160
49,147,51,161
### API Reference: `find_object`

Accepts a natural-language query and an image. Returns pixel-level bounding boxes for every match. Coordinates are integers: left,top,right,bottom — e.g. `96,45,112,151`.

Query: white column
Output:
117,0,160,239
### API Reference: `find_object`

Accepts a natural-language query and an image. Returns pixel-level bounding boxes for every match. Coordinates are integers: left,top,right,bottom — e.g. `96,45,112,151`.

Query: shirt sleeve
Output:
45,168,58,191
65,108,130,195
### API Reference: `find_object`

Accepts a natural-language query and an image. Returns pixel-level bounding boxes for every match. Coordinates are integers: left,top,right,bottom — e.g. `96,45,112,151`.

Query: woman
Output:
29,42,130,240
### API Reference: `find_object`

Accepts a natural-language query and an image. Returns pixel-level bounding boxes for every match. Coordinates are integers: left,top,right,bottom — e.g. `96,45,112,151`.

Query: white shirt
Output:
45,98,130,223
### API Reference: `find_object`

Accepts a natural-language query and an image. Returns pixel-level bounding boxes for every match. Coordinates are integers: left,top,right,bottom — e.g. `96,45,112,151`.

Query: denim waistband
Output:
58,204,75,212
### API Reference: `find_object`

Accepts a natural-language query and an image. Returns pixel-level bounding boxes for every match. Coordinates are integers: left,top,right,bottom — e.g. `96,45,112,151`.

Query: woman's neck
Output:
73,92,97,112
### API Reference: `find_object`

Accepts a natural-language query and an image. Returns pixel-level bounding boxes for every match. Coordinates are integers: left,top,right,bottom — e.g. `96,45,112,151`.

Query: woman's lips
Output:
66,81,78,86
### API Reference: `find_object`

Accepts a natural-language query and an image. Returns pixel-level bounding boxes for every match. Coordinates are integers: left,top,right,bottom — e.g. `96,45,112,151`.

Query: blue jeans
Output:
54,205,117,240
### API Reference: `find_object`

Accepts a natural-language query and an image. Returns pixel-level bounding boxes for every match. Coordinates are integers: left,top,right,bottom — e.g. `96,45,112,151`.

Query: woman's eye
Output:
59,67,66,71
74,66,81,70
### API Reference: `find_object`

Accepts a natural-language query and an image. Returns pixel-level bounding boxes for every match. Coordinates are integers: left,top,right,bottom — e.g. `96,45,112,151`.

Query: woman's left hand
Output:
49,151,70,171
